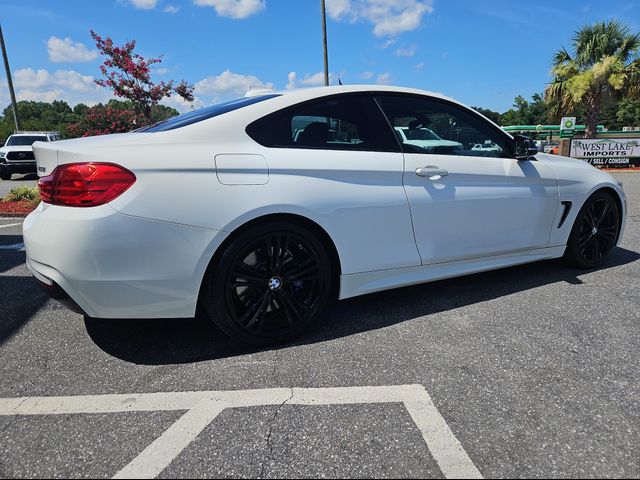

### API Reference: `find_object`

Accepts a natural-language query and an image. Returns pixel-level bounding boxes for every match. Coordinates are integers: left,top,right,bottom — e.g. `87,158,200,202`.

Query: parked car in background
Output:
0,131,61,180
471,142,502,152
25,86,626,346
394,126,463,153
544,144,560,155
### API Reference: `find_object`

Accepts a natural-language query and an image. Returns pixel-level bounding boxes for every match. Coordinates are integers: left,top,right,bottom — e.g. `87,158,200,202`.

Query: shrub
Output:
4,186,40,205
66,105,145,137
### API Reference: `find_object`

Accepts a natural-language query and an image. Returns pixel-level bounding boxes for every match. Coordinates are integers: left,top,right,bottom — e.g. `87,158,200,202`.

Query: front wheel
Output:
202,222,333,346
564,191,620,268
0,171,11,181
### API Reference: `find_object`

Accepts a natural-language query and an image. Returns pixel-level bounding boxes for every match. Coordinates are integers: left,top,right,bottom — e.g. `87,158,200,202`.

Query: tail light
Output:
38,163,136,207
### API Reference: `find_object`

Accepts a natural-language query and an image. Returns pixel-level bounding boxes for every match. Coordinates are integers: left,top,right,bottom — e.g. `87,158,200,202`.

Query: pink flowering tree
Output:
90,30,194,122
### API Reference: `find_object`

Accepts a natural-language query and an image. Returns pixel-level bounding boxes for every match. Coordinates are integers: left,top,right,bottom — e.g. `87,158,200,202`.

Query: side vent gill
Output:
558,201,572,228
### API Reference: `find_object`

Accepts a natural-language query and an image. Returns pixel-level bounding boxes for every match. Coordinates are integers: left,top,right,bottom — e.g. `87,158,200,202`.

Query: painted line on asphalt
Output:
0,385,482,479
0,243,25,251
0,222,21,229
113,402,227,479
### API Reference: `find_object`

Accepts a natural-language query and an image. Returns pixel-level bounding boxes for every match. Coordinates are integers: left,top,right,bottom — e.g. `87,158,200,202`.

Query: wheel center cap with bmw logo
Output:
268,277,282,290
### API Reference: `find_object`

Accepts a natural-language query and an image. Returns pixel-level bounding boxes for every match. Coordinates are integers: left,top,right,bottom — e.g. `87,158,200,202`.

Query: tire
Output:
564,190,620,269
0,171,11,181
202,221,333,347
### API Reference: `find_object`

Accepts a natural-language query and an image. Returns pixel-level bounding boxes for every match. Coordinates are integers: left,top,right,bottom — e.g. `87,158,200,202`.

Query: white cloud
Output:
300,72,325,86
286,72,298,90
163,5,181,13
161,94,205,113
326,0,433,37
381,38,397,49
127,0,158,9
360,71,374,80
194,70,273,97
193,0,266,19
286,71,340,89
414,61,425,70
376,72,392,85
12,68,113,106
47,36,98,63
395,44,417,57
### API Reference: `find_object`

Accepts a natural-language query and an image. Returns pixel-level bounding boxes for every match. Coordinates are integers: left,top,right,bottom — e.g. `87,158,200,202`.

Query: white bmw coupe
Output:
25,86,626,346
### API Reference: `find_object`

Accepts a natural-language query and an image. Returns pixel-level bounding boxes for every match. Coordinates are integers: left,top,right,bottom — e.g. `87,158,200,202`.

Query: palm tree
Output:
546,21,640,138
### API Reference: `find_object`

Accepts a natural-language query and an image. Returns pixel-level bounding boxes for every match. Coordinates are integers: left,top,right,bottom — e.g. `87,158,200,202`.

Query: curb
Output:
0,212,30,219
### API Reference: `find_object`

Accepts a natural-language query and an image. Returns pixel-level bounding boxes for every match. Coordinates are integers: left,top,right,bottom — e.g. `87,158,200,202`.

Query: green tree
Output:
616,98,640,127
500,94,550,126
472,107,502,125
546,20,640,138
73,103,90,116
0,100,80,144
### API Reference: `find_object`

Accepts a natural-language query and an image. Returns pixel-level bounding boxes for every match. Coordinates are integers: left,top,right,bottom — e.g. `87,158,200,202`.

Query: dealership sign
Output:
570,138,640,168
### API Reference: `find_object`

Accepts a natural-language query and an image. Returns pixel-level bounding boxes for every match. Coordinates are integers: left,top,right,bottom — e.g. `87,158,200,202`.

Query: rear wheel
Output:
564,191,620,268
202,222,332,346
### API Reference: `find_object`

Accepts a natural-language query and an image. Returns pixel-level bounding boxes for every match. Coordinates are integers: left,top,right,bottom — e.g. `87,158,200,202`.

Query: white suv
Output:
0,131,60,180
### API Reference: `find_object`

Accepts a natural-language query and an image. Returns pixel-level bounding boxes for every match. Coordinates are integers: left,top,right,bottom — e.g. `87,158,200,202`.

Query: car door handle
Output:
415,166,449,179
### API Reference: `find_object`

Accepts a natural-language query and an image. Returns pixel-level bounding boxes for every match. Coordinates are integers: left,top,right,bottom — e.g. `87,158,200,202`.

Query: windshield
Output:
139,94,281,132
6,136,47,146
402,128,440,140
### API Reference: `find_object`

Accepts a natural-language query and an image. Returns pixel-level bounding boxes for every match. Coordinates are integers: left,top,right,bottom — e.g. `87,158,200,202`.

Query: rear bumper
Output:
32,275,87,315
23,203,228,319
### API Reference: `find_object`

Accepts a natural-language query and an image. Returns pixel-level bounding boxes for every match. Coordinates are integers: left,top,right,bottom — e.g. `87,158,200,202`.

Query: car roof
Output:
258,84,458,104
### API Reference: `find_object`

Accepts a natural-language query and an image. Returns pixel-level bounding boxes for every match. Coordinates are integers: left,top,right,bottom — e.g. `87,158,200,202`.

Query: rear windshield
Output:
6,136,47,146
139,94,281,132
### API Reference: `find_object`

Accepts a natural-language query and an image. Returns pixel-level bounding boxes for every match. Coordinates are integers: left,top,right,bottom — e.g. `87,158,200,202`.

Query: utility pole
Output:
321,0,329,86
0,23,20,131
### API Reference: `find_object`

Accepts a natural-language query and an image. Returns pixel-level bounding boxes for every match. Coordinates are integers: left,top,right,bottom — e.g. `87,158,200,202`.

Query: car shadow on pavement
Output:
85,246,640,365
0,236,27,275
0,275,50,345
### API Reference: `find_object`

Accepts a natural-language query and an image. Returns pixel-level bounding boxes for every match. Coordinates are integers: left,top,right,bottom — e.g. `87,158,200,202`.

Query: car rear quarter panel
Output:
105,135,421,275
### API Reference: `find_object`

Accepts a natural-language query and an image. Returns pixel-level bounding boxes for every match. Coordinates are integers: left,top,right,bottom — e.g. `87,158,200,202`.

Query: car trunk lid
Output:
32,141,58,177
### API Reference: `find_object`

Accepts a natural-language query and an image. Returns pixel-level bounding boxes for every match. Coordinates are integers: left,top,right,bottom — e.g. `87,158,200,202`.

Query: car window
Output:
246,94,399,152
139,94,281,132
6,136,48,146
376,95,511,158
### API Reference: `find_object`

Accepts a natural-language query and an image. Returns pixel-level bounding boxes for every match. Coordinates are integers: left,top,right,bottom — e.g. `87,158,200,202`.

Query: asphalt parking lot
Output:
0,174,38,198
0,172,638,479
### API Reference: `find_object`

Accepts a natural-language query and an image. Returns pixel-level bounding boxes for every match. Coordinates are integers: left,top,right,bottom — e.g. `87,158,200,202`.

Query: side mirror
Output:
514,135,538,160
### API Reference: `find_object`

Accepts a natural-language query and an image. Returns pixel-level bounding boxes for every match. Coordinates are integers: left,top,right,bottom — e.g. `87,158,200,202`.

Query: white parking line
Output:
0,385,482,479
0,222,21,229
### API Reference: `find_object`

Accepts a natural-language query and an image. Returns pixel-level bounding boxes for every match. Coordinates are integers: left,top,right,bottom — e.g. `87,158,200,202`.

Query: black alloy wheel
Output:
203,222,332,346
565,191,620,268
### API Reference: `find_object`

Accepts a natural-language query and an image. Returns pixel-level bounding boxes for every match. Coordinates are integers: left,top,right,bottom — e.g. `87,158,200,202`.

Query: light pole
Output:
0,23,20,131
321,0,329,86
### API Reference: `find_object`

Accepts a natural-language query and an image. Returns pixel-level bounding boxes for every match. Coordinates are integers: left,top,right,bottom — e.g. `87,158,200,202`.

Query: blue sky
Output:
1,0,638,113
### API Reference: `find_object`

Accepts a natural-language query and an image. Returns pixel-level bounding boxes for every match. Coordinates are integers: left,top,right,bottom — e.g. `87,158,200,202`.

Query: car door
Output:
245,93,421,274
376,94,559,265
